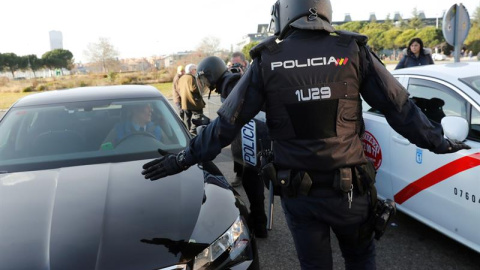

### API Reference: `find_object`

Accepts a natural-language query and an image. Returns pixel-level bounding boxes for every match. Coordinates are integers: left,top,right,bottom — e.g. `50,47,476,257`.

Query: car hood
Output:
0,160,238,270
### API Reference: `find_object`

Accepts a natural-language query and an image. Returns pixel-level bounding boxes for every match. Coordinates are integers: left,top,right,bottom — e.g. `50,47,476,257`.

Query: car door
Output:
362,102,394,200
361,76,413,201
387,76,480,251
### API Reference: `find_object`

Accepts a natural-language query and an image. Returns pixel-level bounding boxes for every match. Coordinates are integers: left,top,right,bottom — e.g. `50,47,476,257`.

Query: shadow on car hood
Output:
0,160,238,270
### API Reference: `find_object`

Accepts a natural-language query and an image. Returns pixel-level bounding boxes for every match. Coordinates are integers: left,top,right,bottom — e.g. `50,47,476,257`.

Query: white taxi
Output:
362,62,480,253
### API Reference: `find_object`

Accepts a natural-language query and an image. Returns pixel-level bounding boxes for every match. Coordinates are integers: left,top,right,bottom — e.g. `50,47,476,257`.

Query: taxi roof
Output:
391,61,480,82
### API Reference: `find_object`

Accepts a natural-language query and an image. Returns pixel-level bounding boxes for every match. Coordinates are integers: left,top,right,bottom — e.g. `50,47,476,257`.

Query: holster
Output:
333,167,353,193
354,161,383,242
276,169,312,198
259,163,281,195
354,161,377,196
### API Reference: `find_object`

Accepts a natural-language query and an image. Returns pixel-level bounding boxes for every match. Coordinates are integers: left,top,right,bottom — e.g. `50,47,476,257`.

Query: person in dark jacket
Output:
103,103,161,148
196,56,268,238
395,37,434,69
141,1,470,269
230,51,249,75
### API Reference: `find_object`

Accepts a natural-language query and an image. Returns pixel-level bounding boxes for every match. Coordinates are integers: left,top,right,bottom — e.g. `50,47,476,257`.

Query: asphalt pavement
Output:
203,94,480,270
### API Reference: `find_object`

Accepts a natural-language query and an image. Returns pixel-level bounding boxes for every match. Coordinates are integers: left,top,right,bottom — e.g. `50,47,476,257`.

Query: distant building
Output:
393,12,402,21
49,30,63,50
235,24,273,51
344,13,352,22
418,11,426,19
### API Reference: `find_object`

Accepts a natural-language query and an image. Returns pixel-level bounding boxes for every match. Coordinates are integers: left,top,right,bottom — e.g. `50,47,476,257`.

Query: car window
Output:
459,75,480,95
361,76,405,115
470,106,480,142
407,78,467,123
0,98,189,172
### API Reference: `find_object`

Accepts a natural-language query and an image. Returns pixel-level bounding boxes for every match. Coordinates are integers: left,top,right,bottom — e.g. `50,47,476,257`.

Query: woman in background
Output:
395,37,434,69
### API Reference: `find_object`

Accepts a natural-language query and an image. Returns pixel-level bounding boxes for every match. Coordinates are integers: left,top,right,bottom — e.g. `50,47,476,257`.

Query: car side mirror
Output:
441,116,469,141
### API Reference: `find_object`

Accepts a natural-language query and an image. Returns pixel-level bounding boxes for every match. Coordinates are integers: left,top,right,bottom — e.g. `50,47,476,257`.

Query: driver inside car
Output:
102,103,162,149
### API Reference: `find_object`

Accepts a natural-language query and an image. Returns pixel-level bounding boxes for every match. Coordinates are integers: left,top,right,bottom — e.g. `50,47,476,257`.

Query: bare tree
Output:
196,36,221,56
84,37,119,73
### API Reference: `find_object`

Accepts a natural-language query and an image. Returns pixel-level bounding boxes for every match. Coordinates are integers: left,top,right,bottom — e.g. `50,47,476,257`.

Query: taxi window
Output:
470,107,480,142
407,78,467,123
361,76,405,115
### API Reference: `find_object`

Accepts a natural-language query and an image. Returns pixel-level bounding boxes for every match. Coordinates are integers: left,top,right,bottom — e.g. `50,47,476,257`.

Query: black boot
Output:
242,167,268,238
249,209,268,238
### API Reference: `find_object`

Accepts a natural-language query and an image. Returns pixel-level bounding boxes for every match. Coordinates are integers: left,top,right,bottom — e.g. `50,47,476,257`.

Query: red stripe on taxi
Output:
394,152,480,204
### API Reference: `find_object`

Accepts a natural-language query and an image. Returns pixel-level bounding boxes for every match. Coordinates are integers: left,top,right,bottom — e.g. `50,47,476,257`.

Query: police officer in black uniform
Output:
195,56,268,238
142,0,470,269
196,56,241,102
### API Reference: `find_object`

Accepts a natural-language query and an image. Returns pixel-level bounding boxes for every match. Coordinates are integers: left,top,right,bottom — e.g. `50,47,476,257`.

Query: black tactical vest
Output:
259,31,367,171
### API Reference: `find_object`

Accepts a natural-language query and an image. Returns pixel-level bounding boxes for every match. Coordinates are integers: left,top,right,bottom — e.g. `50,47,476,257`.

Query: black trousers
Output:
183,109,203,134
241,167,267,229
281,188,376,270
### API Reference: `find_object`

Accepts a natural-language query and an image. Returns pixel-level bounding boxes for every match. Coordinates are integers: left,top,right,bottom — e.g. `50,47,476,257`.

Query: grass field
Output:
0,58,405,111
0,70,178,110
0,92,33,110
0,82,174,110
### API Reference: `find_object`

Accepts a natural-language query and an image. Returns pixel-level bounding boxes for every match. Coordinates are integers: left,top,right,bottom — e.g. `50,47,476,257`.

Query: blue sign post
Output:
442,3,471,62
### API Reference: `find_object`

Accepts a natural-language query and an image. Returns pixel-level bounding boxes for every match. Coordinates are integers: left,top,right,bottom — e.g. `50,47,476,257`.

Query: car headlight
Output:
193,216,250,270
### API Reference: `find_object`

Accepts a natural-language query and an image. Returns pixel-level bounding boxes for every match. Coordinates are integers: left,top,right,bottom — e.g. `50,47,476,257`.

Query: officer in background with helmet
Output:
195,56,268,238
196,56,241,102
142,0,470,269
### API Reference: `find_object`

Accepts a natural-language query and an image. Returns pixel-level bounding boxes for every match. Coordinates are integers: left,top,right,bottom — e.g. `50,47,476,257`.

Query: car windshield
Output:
459,75,480,96
0,98,189,173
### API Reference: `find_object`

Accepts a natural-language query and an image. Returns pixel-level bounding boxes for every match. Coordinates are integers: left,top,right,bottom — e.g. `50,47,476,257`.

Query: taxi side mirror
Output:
441,116,469,142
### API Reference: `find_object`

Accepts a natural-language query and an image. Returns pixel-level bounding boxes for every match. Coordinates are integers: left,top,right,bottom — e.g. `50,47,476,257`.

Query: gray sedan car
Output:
0,85,259,270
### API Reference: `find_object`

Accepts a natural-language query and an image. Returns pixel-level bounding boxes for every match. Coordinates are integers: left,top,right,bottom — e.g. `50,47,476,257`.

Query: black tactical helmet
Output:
196,56,228,91
270,0,334,40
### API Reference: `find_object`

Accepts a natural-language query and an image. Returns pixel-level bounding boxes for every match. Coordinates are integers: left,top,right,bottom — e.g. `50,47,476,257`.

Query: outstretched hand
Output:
142,149,188,180
436,139,471,154
445,139,471,153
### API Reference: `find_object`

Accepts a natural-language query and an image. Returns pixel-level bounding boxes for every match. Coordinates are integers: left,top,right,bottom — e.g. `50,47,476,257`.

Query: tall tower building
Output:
49,30,63,50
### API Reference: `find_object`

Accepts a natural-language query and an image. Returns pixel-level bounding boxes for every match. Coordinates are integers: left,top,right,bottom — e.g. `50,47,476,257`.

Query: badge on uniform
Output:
241,119,257,166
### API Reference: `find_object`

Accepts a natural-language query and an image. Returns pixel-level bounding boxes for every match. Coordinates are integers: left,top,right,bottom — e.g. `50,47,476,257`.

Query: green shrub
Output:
37,85,47,91
119,77,133,85
22,86,34,92
159,73,173,83
108,72,118,82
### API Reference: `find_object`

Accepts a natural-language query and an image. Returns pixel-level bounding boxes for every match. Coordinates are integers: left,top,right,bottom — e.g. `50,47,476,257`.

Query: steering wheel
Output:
115,132,158,147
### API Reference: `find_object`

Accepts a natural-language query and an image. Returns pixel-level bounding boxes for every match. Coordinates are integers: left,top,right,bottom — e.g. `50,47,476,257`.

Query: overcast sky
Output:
1,0,478,63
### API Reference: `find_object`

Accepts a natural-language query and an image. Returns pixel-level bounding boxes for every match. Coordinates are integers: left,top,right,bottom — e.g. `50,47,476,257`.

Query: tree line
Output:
0,49,74,78
335,7,480,58
237,7,480,62
2,6,478,79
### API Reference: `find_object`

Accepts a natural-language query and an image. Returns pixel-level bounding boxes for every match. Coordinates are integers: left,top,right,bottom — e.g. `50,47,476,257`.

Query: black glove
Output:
436,139,471,154
142,149,190,180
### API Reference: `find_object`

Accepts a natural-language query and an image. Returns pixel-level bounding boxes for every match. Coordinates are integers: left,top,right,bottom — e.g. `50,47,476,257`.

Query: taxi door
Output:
388,76,480,252
361,76,411,201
